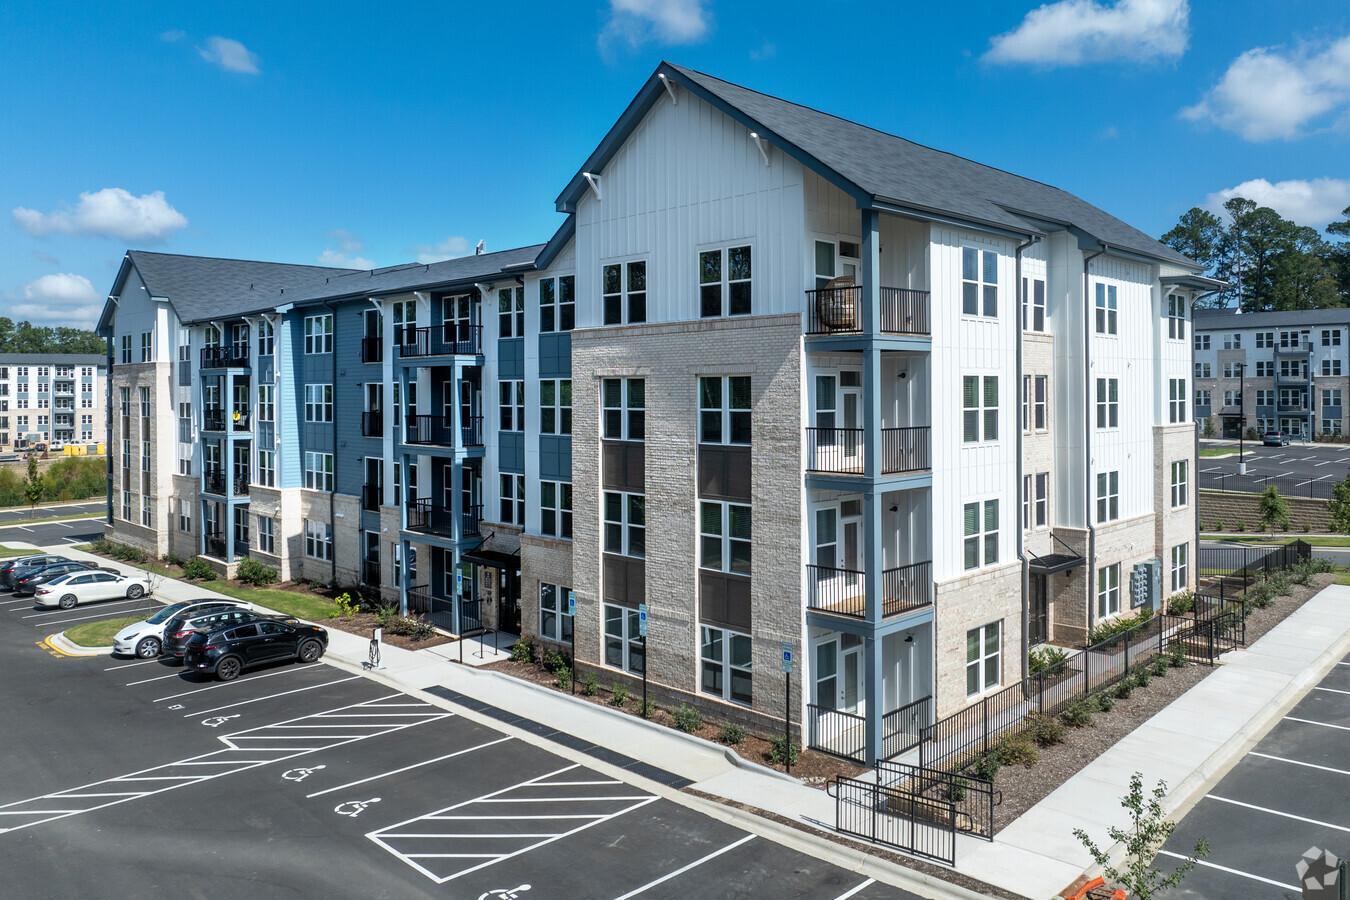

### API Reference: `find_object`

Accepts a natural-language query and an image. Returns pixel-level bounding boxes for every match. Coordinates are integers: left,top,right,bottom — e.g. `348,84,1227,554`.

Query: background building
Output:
0,353,106,452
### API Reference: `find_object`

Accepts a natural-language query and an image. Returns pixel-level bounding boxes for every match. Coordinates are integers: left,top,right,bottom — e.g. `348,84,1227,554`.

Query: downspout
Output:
1082,244,1107,637
322,299,338,586
1015,235,1037,673
103,304,116,527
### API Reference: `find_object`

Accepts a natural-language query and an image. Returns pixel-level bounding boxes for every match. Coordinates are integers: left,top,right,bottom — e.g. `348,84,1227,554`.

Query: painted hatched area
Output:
0,693,449,835
368,763,658,884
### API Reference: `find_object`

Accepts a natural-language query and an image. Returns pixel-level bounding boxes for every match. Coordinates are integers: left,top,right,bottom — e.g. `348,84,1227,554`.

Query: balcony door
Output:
813,501,863,611
814,240,860,289
813,634,864,716
445,293,475,344
230,323,248,359
813,373,862,472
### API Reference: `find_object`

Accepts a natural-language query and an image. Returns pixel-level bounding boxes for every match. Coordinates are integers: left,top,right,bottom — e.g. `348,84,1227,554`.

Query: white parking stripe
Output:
23,597,149,618
832,880,876,900
184,677,363,717
1314,686,1350,696
1285,716,1350,732
32,606,156,627
104,658,165,671
1157,850,1298,891
1248,751,1350,777
0,598,33,605
152,663,321,702
1205,795,1350,833
306,736,511,798
125,671,187,686
612,834,757,899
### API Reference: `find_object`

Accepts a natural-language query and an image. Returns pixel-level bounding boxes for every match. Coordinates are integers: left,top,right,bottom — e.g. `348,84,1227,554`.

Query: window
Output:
1255,331,1273,349
140,331,153,362
603,491,645,558
141,496,152,527
1094,283,1118,335
962,375,998,443
1095,378,1119,429
141,441,151,471
699,500,751,575
257,319,274,356
177,500,191,533
1224,389,1242,408
1280,359,1305,379
1323,418,1343,435
499,473,524,525
1021,277,1046,332
1096,564,1121,618
539,379,571,435
1170,460,1188,508
304,519,333,560
701,625,752,705
304,314,333,354
965,621,1001,696
1167,295,1186,339
961,246,998,317
1171,543,1189,592
258,384,274,422
120,334,131,364
602,260,647,325
602,378,645,441
1322,359,1343,376
699,376,751,445
1096,471,1120,522
1033,376,1047,431
603,603,644,674
1021,472,1049,529
257,449,274,487
1279,330,1302,349
538,583,573,643
1169,378,1187,423
498,286,525,338
139,386,151,418
1256,389,1274,407
1255,361,1273,378
1322,329,1342,347
304,451,334,491
1322,389,1342,409
1194,363,1211,379
963,499,999,570
540,480,572,539
1223,333,1242,350
494,380,524,432
121,490,131,521
1195,332,1211,350
699,245,752,318
304,384,332,422
258,516,275,554
538,275,576,333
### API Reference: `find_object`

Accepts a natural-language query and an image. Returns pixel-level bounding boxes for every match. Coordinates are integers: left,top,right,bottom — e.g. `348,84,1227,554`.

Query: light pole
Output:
1237,362,1247,476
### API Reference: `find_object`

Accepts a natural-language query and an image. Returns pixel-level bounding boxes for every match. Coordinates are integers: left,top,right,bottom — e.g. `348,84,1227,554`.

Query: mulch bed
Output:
317,612,453,650
484,657,865,782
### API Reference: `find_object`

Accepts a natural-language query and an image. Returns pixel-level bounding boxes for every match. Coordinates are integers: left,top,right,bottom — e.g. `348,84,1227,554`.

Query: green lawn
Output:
0,545,31,558
64,615,143,648
1203,534,1350,548
1198,447,1237,458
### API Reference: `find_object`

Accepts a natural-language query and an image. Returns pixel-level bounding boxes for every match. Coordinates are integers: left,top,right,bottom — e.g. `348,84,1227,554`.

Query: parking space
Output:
0,517,103,546
0,583,921,899
1160,656,1350,897
1196,441,1350,497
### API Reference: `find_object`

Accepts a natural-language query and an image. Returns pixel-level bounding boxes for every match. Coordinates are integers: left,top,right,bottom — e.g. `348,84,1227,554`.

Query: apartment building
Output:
0,353,106,451
100,62,1206,764
1193,307,1349,440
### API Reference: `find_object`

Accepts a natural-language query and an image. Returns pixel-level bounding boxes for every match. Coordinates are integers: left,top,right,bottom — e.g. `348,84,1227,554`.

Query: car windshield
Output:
147,602,190,625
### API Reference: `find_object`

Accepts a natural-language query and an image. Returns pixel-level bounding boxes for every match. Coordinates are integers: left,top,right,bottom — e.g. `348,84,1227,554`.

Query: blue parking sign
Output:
567,590,576,616
780,643,794,673
638,603,648,637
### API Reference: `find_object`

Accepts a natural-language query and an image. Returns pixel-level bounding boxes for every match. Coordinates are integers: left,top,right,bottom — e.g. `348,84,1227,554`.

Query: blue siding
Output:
334,299,373,496
540,435,571,481
539,333,572,378
499,431,524,473
277,314,302,488
498,338,524,379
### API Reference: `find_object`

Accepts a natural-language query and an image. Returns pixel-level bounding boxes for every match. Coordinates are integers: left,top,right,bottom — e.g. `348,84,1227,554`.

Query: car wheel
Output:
135,636,161,658
58,594,77,610
298,639,323,663
126,584,145,599
215,656,243,681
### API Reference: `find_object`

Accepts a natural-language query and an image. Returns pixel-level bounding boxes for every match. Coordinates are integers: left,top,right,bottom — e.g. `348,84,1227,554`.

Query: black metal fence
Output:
834,774,956,865
805,427,864,474
804,286,931,336
882,561,932,616
807,703,867,762
881,426,930,474
875,760,998,840
881,695,933,758
405,414,455,446
1200,470,1339,500
397,323,482,358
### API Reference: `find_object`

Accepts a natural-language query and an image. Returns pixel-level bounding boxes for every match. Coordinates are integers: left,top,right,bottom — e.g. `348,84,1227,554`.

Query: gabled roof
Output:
280,243,546,305
1194,307,1350,330
559,62,1197,269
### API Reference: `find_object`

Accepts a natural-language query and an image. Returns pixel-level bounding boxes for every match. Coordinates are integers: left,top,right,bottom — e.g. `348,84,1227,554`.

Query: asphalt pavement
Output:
1200,539,1350,569
0,500,105,525
1197,441,1350,497
0,517,103,548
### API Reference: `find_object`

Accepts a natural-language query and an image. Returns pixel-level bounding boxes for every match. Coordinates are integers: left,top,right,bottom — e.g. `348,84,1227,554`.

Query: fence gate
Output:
833,775,957,865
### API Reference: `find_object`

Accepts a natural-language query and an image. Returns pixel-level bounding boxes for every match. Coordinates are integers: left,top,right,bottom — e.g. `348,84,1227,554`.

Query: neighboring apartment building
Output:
99,62,1206,764
0,353,107,451
1193,308,1349,440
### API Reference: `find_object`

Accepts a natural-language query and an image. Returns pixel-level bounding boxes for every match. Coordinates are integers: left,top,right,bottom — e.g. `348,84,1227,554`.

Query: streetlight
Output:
1237,362,1247,476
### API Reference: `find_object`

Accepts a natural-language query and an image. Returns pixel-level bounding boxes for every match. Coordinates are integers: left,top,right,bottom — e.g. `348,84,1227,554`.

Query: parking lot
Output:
0,516,103,547
1159,654,1350,897
0,585,916,899
1197,441,1350,498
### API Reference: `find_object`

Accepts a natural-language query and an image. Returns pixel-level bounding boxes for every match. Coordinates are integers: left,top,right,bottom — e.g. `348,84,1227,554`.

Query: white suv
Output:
113,599,249,659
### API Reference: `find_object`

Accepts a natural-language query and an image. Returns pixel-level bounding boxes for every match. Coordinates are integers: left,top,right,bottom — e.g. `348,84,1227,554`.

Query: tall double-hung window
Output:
699,246,752,318
961,247,998,317
602,261,646,325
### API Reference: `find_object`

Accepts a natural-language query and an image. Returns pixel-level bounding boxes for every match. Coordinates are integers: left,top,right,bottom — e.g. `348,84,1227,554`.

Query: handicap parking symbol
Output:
478,887,531,900
200,714,240,728
282,765,326,783
334,797,381,818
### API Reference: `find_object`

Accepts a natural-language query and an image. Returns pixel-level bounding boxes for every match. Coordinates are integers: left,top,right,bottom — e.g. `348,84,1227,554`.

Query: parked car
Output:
13,561,97,597
33,570,153,609
1262,430,1291,447
114,599,249,658
183,616,328,681
1,555,67,590
160,606,260,661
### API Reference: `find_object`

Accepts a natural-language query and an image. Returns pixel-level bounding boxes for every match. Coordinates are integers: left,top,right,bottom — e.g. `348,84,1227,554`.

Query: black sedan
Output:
13,561,95,596
160,606,259,660
1,555,68,590
183,617,328,681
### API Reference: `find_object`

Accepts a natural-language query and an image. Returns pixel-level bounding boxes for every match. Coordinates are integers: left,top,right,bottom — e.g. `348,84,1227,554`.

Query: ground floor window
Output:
1322,419,1342,435
1171,543,1189,592
603,603,644,674
304,519,332,561
700,625,752,705
121,490,131,521
177,499,191,533
966,621,1001,696
258,516,275,554
538,582,573,643
1096,563,1120,619
140,496,152,528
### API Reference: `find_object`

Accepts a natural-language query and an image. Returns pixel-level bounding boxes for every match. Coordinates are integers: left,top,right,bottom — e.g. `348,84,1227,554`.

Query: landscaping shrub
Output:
946,776,970,802
333,592,360,619
1112,678,1133,700
718,724,745,745
1061,699,1095,727
972,754,1001,781
555,666,571,691
1096,693,1115,712
1150,655,1169,678
672,704,702,734
993,734,1039,768
769,737,798,768
1166,592,1195,615
609,684,629,707
582,672,598,697
236,557,278,586
542,648,566,673
1167,643,1186,668
1028,646,1069,676
1024,712,1065,747
1132,667,1151,689
638,699,654,719
383,615,435,640
182,557,214,581
510,638,535,663
94,538,148,563
1087,609,1152,646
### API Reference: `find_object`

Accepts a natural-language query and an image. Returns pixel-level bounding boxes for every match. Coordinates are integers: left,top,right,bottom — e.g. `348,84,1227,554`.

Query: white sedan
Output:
112,599,249,659
33,570,153,610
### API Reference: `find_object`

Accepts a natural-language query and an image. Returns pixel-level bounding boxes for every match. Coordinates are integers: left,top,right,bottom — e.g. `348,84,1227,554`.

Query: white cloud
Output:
985,0,1188,66
1205,178,1350,228
749,40,776,62
14,273,103,329
12,188,188,242
414,236,472,265
599,0,709,53
317,229,375,270
1182,36,1350,141
160,29,185,43
197,36,260,75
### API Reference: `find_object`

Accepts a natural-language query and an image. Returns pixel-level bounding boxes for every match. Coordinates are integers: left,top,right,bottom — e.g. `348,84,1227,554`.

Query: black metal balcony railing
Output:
463,503,483,538
882,426,931,474
205,534,226,559
361,410,383,437
201,345,249,368
806,703,866,763
882,561,933,616
806,561,933,619
233,475,250,496
361,483,382,512
1275,341,1314,355
361,559,381,587
406,498,455,536
804,285,931,336
398,323,483,358
203,409,249,432
361,336,383,364
405,414,454,446
805,426,931,476
204,469,225,495
462,415,484,448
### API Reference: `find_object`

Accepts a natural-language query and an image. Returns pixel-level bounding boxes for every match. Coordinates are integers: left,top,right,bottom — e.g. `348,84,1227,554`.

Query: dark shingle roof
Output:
564,63,1195,268
0,353,106,367
281,244,547,304
1195,307,1350,330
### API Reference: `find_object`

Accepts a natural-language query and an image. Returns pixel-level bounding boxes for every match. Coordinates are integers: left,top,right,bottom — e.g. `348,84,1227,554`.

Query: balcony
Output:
406,498,454,537
203,470,249,496
1277,402,1311,415
398,323,482,359
361,483,382,512
463,503,483,538
205,535,226,559
203,409,250,433
804,285,930,336
805,426,931,476
361,336,383,364
1275,341,1314,355
201,346,250,368
462,415,484,448
361,411,383,438
404,414,454,447
361,558,381,587
806,560,932,619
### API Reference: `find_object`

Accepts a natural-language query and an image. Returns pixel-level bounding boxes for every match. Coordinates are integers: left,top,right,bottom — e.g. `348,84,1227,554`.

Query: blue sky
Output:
2,0,1347,329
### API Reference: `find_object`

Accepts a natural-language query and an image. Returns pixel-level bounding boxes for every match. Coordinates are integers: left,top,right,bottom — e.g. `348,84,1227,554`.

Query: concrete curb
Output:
46,631,111,657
